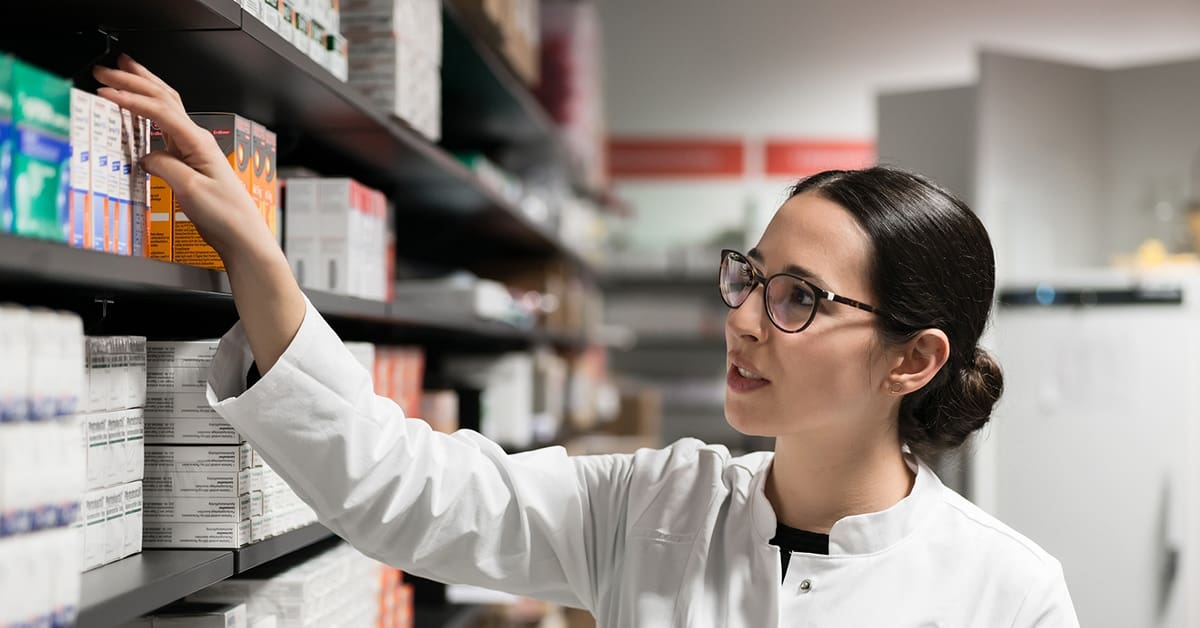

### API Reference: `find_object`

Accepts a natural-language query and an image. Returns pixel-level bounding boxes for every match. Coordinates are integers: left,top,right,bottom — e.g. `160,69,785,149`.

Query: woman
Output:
95,56,1078,626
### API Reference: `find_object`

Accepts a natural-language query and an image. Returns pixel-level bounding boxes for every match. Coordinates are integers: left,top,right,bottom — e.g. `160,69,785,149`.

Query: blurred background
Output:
3,1,1200,627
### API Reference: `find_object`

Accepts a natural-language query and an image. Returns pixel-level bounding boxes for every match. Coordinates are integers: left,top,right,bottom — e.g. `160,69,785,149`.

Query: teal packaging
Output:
0,56,14,234
11,59,71,242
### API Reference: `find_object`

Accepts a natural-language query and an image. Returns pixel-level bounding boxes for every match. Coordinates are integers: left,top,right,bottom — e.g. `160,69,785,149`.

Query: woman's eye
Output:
791,287,814,306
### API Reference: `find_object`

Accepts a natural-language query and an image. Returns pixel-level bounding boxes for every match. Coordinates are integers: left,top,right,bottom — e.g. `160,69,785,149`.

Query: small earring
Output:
889,382,903,394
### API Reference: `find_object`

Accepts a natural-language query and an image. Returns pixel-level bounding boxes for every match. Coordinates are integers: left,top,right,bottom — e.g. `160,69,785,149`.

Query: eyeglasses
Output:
718,249,884,333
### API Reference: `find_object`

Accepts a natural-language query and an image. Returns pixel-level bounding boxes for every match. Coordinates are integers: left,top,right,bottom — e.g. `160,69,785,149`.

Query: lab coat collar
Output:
748,451,943,556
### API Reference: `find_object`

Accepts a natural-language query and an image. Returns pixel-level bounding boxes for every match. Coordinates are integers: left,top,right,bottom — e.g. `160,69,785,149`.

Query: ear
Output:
885,329,950,395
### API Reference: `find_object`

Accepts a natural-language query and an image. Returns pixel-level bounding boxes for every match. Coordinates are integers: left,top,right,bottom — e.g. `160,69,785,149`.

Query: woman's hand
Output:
92,54,272,263
93,54,305,374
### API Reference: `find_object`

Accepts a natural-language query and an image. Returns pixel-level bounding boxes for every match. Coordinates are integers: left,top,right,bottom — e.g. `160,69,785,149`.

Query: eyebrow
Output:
746,248,829,288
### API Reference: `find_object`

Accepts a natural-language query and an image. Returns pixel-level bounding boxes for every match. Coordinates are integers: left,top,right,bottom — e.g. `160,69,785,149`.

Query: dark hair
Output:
789,167,1003,461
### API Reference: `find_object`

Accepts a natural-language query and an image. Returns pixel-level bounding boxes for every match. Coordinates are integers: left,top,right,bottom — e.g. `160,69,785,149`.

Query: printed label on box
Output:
145,417,241,445
144,494,251,523
143,520,250,548
142,471,245,498
144,445,250,474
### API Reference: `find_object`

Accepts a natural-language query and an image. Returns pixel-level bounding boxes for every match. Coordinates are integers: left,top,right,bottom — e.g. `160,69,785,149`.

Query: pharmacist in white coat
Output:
96,56,1079,627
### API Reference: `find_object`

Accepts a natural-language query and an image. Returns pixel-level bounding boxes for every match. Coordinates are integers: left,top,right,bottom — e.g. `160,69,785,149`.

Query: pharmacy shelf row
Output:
5,0,597,275
0,234,587,352
441,0,594,195
78,523,333,628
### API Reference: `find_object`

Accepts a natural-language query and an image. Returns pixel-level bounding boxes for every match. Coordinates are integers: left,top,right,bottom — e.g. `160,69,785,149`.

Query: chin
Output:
723,398,779,437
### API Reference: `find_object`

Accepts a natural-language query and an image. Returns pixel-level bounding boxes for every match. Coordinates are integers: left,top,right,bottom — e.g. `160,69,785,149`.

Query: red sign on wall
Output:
764,140,875,178
609,138,746,178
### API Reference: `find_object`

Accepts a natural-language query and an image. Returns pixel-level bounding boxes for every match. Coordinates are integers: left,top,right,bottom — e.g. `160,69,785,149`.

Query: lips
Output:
727,355,770,393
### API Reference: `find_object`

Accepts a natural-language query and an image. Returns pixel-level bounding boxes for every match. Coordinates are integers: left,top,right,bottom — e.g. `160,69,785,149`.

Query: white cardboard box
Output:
122,481,143,558
81,488,107,570
142,470,251,498
146,367,208,393
282,178,321,290
113,409,145,485
150,603,248,628
102,485,124,565
143,492,259,524
145,445,251,474
143,520,251,549
84,413,112,490
144,417,241,445
146,341,220,369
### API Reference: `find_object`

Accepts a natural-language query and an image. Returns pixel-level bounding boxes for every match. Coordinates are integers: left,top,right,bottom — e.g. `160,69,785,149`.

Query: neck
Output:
766,422,915,534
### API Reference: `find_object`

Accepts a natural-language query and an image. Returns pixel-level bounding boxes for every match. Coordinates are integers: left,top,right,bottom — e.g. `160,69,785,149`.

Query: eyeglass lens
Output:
720,252,817,332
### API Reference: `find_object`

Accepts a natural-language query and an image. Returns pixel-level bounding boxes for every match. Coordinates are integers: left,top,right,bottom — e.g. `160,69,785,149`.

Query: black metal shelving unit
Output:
3,1,597,625
0,234,585,351
5,0,592,275
78,524,333,628
78,550,233,627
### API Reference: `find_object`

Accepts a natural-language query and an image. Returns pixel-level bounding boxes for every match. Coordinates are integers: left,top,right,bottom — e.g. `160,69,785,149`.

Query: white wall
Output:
975,52,1109,281
1104,58,1200,258
876,86,976,202
599,0,1200,247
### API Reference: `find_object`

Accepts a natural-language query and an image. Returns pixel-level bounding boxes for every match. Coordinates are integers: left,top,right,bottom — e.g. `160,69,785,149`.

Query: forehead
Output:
754,192,872,293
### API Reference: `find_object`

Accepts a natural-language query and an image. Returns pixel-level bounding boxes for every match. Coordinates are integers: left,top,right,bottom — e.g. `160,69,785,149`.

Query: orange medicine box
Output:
250,122,279,243
174,114,254,270
147,122,172,261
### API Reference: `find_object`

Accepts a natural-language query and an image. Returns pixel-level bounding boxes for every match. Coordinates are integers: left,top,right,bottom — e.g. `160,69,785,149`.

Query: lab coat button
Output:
799,579,813,593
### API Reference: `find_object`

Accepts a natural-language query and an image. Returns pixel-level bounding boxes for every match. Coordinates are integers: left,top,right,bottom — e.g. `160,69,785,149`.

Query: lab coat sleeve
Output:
205,298,632,611
1008,559,1080,628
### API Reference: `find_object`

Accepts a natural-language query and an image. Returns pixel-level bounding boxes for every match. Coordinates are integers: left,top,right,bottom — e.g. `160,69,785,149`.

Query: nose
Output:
726,283,768,343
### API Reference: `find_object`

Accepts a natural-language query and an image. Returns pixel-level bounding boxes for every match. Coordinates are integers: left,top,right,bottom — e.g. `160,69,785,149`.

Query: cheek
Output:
774,329,879,407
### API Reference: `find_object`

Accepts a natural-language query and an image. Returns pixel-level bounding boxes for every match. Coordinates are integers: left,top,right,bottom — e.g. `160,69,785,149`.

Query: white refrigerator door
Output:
992,303,1198,628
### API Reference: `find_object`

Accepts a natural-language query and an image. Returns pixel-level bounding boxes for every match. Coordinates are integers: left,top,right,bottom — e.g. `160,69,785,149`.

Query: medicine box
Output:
114,409,145,484
68,89,90,248
81,408,145,488
147,340,220,369
81,488,106,570
142,469,252,498
118,108,135,255
147,121,171,260
282,177,321,290
173,114,254,269
111,107,131,255
144,492,261,523
145,445,252,474
250,122,279,242
89,96,113,251
129,114,148,256
146,367,208,393
143,519,251,548
123,481,142,558
84,413,112,490
103,484,123,564
103,92,123,253
145,410,241,445
139,603,248,628
11,59,71,242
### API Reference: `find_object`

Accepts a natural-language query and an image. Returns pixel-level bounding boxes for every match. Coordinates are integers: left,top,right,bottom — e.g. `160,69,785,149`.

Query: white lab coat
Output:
207,299,1080,627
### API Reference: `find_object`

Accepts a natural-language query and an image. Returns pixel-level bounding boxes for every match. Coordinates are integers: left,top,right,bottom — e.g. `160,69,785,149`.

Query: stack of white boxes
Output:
241,0,349,82
343,0,442,140
187,543,382,628
142,341,316,548
0,306,86,627
284,177,392,302
121,602,250,628
79,336,147,571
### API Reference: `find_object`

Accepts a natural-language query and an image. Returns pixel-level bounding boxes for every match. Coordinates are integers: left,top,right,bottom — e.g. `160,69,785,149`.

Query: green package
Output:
11,59,71,242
